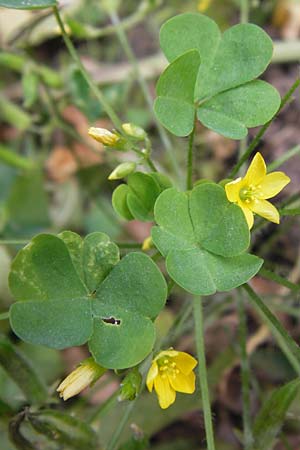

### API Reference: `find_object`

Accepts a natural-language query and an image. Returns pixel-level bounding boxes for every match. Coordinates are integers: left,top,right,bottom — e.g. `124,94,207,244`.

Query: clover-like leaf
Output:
154,50,201,136
156,13,280,139
0,0,57,9
112,172,172,222
152,184,263,295
9,233,167,369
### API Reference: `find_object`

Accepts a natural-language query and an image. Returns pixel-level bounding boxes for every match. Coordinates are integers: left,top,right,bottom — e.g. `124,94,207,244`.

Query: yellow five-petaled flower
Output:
225,152,290,229
146,349,197,409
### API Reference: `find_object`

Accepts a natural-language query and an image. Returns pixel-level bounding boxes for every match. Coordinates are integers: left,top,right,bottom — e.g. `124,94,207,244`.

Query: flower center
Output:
239,184,262,204
157,357,180,379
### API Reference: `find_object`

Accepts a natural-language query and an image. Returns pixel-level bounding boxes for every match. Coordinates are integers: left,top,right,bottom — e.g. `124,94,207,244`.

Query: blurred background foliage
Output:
0,0,300,449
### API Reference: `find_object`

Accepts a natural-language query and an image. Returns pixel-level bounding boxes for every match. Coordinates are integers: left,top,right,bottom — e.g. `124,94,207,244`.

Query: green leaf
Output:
154,50,200,136
89,305,155,369
156,13,278,139
152,184,263,295
197,80,281,139
112,184,134,220
0,0,57,9
94,252,167,319
253,379,300,450
10,298,93,349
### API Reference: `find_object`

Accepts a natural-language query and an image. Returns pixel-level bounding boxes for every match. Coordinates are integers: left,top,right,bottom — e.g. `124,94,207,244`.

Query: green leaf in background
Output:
197,80,281,139
152,184,263,295
0,0,57,9
112,172,172,222
154,50,200,136
253,379,300,450
156,13,280,139
9,233,167,369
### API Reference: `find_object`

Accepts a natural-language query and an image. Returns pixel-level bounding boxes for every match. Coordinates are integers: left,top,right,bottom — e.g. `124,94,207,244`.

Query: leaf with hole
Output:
152,184,263,295
9,233,167,368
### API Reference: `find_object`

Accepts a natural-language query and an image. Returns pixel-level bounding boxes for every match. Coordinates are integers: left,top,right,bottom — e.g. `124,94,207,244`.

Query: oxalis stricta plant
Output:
1,1,300,450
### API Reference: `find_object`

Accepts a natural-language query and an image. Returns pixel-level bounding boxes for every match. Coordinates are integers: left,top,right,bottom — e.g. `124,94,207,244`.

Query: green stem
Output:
240,0,249,23
229,78,300,178
0,311,9,321
280,208,300,216
88,389,120,424
186,121,196,190
259,267,300,292
237,294,253,450
0,240,29,245
193,297,216,450
109,11,180,179
243,284,300,374
267,144,300,171
116,242,142,249
53,7,122,130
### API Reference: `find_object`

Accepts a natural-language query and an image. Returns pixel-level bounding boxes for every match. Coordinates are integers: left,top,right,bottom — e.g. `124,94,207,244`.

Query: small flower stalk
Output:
57,357,106,401
225,152,290,229
146,349,197,409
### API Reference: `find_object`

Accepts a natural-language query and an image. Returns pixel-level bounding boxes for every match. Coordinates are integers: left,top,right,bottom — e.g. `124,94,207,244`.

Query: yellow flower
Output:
142,236,153,251
197,0,212,12
88,127,120,146
146,349,197,409
57,357,106,401
225,152,290,229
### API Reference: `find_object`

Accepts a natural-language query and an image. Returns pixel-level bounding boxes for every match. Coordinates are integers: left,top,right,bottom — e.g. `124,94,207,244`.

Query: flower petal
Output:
245,152,266,185
238,203,254,229
251,199,280,224
225,177,243,203
154,375,176,409
174,352,197,375
259,172,290,199
168,370,196,394
146,361,158,392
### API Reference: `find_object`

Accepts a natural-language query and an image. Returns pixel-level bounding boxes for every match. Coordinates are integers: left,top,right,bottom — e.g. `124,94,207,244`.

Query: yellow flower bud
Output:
122,123,147,141
57,357,106,401
88,127,120,146
142,236,153,251
108,162,136,180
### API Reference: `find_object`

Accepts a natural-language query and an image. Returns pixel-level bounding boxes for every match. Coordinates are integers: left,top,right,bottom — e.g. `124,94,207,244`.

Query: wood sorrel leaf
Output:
9,233,167,369
0,0,57,8
112,172,172,222
154,50,200,136
156,13,280,139
152,184,263,295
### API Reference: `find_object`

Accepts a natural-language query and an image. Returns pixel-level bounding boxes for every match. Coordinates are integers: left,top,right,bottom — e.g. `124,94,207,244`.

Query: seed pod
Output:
108,162,136,180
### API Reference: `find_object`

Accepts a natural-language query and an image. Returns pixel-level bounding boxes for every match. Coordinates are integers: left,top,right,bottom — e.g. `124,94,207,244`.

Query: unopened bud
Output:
122,123,147,141
119,368,142,401
108,162,136,180
57,357,106,401
142,236,153,251
88,127,120,146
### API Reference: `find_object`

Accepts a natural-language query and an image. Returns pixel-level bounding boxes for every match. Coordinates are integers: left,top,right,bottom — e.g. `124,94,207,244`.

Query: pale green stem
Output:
267,144,300,171
109,11,180,180
193,297,216,450
0,240,29,245
259,267,300,292
237,293,253,450
0,311,9,321
186,120,196,190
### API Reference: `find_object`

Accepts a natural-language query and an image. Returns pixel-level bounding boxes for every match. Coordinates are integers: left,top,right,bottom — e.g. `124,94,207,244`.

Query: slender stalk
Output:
193,297,216,450
116,242,142,249
237,293,253,450
89,389,120,424
259,267,300,292
229,78,300,178
106,400,136,450
280,208,300,216
186,121,196,190
109,11,180,180
267,144,300,171
53,7,122,130
243,284,300,374
0,240,29,245
0,311,9,321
